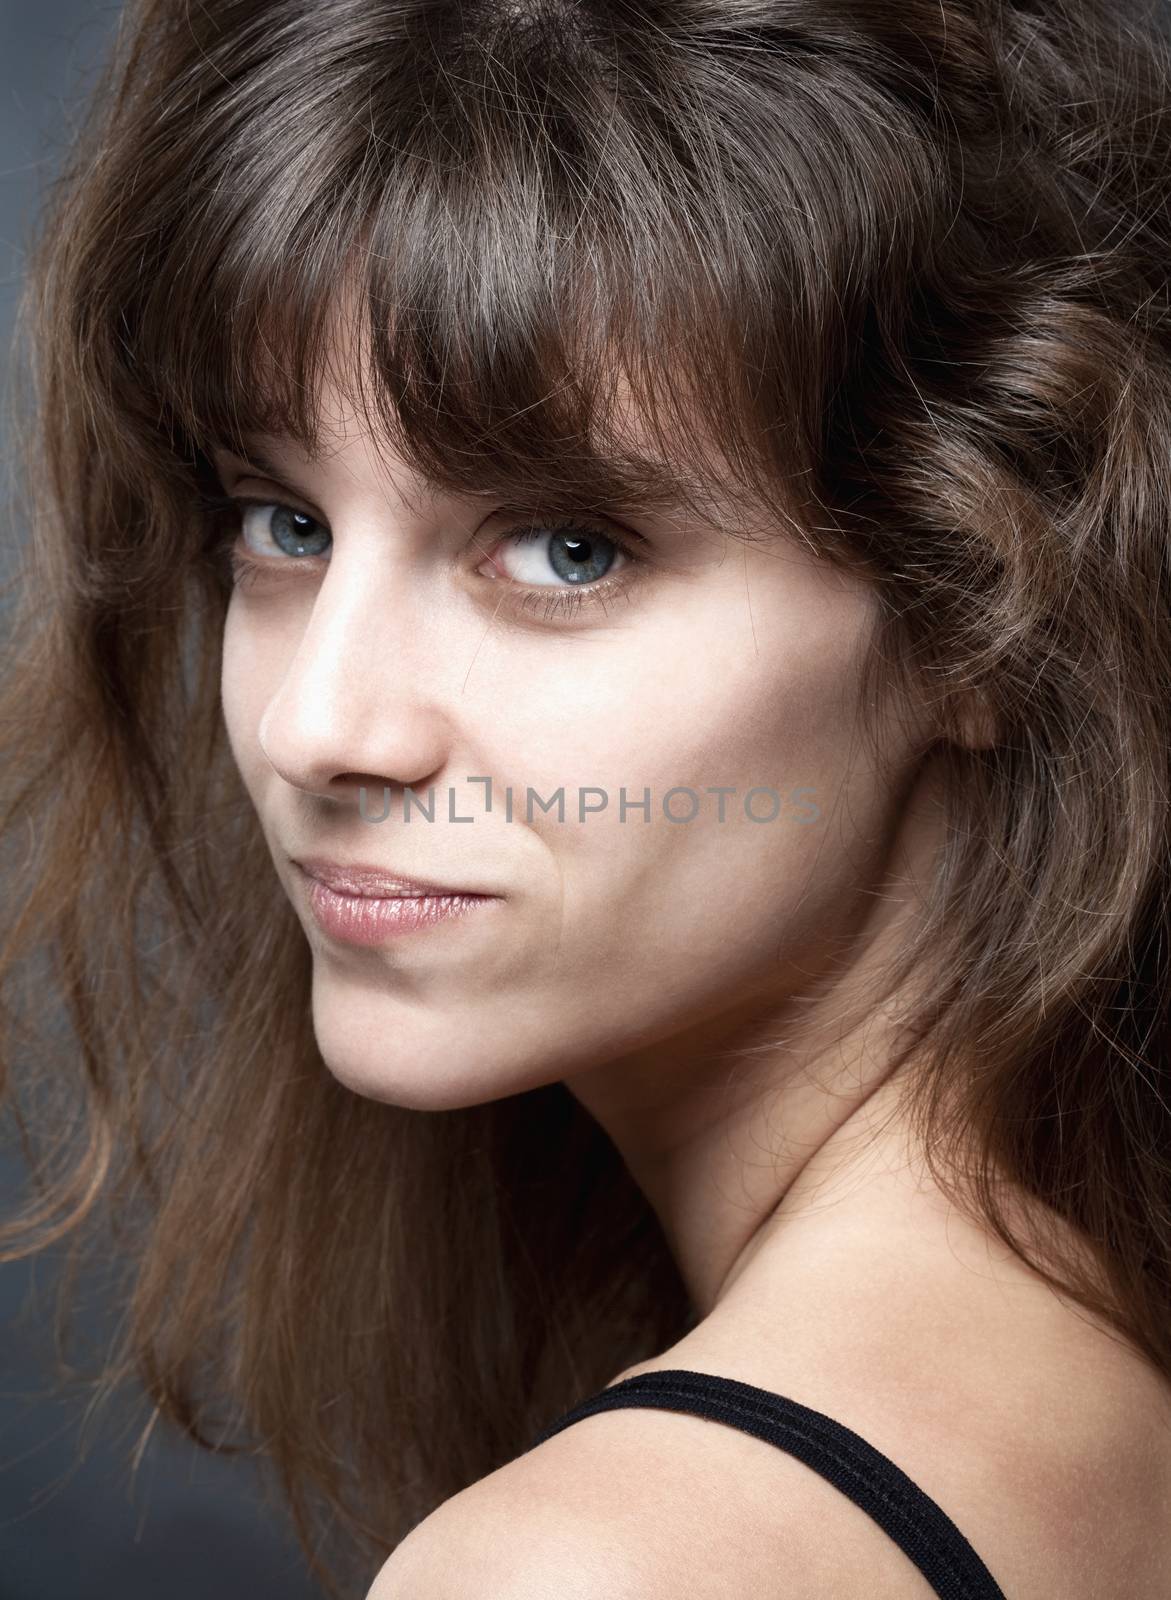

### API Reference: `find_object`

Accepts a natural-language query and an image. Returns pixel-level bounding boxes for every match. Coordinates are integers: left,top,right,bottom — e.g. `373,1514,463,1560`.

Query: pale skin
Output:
214,356,1171,1598
215,350,951,1303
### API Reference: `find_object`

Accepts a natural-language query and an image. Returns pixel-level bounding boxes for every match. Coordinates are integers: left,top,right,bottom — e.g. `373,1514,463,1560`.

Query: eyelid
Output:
484,498,650,542
215,490,654,621
220,484,651,556
223,475,327,522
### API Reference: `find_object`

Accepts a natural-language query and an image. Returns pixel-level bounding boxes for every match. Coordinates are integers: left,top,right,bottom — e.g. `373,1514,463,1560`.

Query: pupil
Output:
549,530,613,585
274,508,327,557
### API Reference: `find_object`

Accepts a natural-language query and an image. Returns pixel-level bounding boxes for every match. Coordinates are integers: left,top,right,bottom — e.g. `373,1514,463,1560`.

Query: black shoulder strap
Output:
528,1368,1008,1600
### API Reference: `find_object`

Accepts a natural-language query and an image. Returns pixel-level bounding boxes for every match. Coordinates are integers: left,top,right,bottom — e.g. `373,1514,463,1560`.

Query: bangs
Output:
169,172,779,536
98,1,921,548
190,255,758,532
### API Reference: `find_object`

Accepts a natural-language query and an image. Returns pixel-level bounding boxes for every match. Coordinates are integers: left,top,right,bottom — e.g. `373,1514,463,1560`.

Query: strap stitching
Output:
566,1373,1004,1600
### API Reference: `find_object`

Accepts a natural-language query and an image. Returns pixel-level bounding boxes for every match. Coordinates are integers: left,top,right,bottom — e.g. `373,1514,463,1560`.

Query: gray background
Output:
0,6,330,1595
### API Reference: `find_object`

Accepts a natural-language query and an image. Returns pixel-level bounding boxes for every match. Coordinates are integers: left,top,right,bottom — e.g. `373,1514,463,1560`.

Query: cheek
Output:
220,602,278,786
486,547,878,806
504,591,899,999
503,607,876,858
535,752,899,1051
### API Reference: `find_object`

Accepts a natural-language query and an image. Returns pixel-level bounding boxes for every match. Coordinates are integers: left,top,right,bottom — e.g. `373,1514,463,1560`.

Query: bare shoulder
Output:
364,1363,952,1600
364,1494,613,1597
364,1458,637,1598
368,1297,1171,1600
643,1256,1171,1600
367,1170,1171,1600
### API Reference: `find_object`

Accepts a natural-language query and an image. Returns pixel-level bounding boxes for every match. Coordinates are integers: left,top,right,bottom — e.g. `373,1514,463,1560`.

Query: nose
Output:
256,549,455,806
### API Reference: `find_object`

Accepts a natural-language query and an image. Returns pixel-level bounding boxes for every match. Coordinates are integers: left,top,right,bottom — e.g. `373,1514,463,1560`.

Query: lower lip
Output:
303,878,498,946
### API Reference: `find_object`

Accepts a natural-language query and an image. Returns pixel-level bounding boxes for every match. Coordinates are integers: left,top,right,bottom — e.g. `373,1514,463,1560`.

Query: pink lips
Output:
293,858,499,947
295,857,485,898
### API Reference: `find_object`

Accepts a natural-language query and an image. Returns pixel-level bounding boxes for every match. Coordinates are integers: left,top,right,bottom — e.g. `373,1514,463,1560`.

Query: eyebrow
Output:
212,440,322,501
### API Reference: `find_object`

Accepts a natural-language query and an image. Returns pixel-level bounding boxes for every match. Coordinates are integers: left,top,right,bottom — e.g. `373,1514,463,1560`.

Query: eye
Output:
237,500,332,560
480,519,633,588
474,515,651,622
212,492,651,622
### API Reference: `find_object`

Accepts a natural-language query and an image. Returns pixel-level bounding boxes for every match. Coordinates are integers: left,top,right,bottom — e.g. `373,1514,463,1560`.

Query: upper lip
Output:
293,857,492,899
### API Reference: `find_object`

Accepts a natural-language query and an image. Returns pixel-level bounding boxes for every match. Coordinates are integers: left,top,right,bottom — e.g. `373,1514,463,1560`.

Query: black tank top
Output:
527,1368,1008,1600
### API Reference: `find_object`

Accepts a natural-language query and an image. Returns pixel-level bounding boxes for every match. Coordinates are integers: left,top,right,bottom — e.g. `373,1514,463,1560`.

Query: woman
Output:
3,0,1171,1595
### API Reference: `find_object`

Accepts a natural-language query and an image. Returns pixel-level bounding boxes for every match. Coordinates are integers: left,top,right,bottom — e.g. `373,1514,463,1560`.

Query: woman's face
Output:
216,367,932,1110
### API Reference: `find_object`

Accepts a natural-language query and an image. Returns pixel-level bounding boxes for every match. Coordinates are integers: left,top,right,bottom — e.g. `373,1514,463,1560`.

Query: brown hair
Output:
4,0,1171,1592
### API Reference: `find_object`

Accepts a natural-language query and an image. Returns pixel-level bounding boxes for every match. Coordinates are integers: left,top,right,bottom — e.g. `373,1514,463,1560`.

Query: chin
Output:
317,1050,481,1110
307,979,553,1111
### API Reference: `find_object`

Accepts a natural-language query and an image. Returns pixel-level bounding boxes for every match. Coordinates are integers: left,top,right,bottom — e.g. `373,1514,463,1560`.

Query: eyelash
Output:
209,495,648,623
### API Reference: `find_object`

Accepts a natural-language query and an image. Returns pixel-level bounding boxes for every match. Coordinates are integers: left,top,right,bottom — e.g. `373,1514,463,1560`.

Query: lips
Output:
293,857,490,899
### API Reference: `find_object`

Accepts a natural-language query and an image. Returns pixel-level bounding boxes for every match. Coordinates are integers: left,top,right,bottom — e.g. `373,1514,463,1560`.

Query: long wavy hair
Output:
4,0,1171,1593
